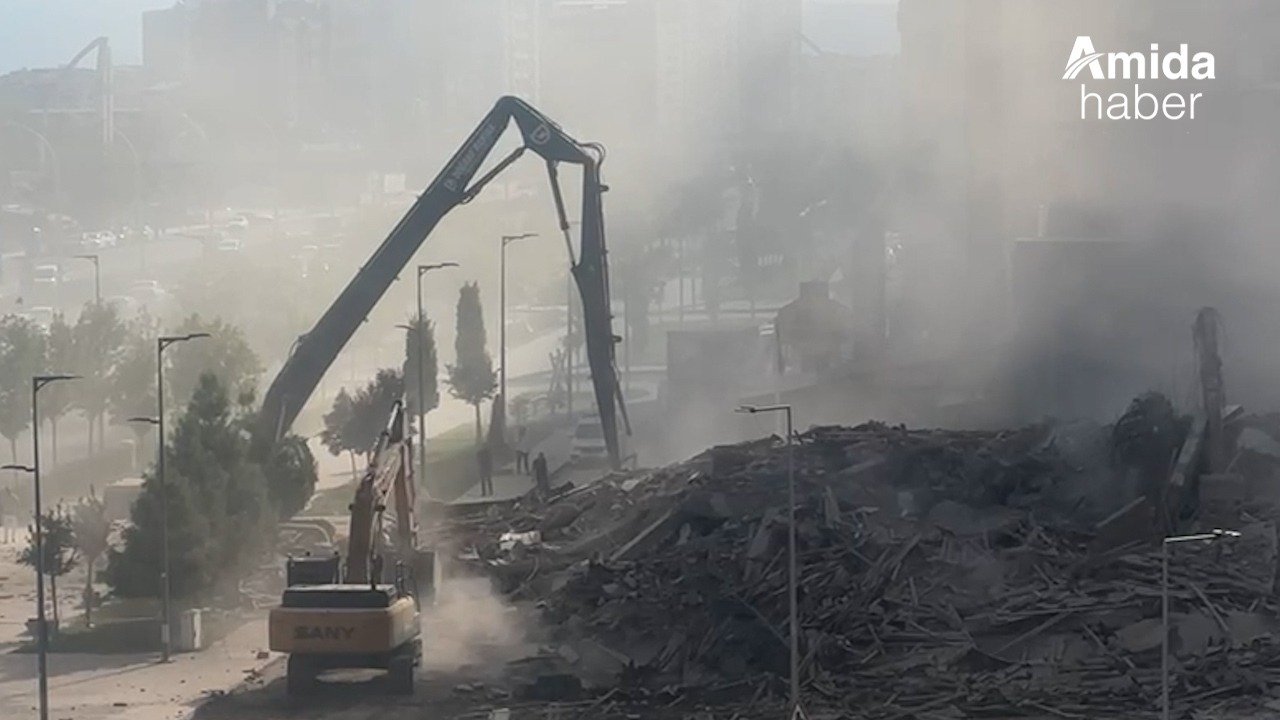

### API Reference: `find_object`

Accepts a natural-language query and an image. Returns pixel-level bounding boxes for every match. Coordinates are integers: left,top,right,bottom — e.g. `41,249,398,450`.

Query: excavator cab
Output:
285,552,341,586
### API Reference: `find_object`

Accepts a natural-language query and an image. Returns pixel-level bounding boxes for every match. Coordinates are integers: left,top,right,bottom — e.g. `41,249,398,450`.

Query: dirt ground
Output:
190,573,776,720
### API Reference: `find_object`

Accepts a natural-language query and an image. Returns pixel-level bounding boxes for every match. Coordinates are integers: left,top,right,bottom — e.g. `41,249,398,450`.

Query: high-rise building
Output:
142,4,191,83
897,0,1280,414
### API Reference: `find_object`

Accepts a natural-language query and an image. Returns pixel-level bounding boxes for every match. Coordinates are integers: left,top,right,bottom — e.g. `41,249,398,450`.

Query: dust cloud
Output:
419,575,530,676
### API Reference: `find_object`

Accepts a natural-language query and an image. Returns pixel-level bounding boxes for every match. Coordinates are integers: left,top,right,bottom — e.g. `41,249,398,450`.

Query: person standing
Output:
0,486,8,544
533,451,549,499
477,445,494,497
514,425,531,475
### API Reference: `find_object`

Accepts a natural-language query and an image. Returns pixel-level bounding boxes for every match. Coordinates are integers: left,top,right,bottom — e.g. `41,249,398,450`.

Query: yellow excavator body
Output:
269,592,418,655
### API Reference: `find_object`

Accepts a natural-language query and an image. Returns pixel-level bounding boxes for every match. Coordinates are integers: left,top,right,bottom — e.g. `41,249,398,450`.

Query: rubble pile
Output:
434,419,1280,718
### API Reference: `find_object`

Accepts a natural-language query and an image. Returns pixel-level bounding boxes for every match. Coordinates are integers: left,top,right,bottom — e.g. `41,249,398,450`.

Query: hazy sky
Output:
1,0,173,72
0,0,898,75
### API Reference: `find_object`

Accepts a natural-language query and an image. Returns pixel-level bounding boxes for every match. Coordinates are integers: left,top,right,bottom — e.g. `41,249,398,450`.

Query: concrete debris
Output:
430,409,1280,718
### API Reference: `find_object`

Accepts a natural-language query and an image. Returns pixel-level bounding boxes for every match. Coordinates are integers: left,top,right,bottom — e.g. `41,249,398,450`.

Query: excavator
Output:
262,97,628,694
253,95,628,469
268,401,426,694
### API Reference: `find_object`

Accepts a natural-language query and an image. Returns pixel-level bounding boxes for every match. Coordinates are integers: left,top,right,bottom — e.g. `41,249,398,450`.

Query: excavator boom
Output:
346,401,416,585
256,96,624,468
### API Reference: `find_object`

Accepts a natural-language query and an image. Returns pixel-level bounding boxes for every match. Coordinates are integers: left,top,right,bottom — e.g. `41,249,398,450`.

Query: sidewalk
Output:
0,616,277,720
450,430,572,505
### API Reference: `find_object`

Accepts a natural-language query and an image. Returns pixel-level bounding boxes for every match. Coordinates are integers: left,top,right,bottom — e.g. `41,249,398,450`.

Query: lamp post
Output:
414,263,458,490
155,333,210,662
18,373,78,720
736,403,798,712
73,254,100,304
127,416,158,478
500,234,536,424
1162,528,1241,720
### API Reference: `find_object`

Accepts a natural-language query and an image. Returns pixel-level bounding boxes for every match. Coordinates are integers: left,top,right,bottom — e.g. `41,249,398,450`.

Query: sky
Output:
0,0,899,76
0,0,173,73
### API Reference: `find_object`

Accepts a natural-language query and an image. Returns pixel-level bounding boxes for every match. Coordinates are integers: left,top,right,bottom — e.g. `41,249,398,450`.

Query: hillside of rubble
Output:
422,399,1280,719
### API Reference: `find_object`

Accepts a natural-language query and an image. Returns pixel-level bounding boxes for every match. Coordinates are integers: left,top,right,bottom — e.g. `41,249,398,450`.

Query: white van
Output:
103,477,146,523
571,413,631,467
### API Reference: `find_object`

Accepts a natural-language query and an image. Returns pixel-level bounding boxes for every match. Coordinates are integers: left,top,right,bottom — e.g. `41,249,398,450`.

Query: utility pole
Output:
500,234,536,428
15,373,79,720
156,333,210,662
415,263,458,494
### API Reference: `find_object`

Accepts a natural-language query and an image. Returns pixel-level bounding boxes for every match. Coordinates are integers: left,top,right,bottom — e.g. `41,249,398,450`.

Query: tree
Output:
72,302,127,454
320,388,360,480
165,314,263,412
40,314,74,466
20,509,77,629
0,316,47,462
352,369,404,453
447,282,496,441
106,373,272,599
263,434,317,520
402,315,439,419
357,370,403,452
71,488,110,627
321,370,404,480
104,469,210,598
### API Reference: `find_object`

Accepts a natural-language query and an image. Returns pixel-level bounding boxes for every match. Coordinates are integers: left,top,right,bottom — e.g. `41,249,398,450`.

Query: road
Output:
0,541,279,720
0,210,331,318
191,575,596,720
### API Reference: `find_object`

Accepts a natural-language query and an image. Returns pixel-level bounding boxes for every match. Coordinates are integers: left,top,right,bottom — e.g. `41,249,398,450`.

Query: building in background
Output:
897,0,1280,417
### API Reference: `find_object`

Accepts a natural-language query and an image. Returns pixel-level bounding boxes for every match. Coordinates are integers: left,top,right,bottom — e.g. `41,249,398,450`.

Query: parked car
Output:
19,306,54,332
570,411,635,468
571,413,610,465
225,215,249,231
31,264,61,286
131,279,167,295
217,237,244,253
80,230,118,249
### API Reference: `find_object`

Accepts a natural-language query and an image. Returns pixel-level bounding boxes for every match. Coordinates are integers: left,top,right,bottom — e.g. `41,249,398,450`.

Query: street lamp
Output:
128,417,159,480
155,333,210,662
500,234,536,427
735,403,799,713
414,263,458,490
1162,528,1241,720
73,254,100,304
22,373,78,720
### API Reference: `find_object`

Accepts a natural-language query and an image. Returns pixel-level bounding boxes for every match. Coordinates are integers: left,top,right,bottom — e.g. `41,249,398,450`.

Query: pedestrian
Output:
515,425,531,475
0,485,17,544
477,445,494,497
533,452,549,499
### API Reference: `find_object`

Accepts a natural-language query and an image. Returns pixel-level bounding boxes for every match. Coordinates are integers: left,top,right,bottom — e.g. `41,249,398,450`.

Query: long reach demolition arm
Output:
255,96,627,469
